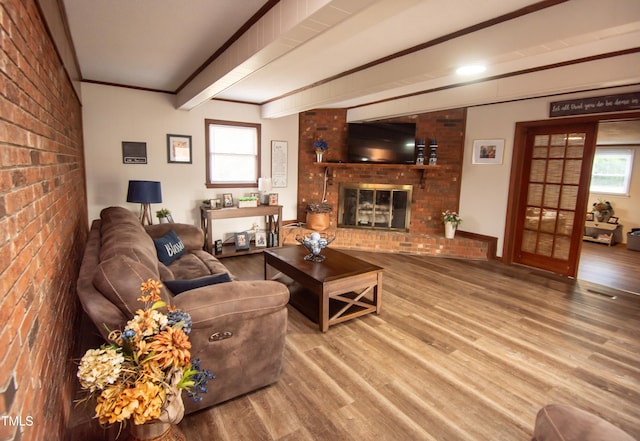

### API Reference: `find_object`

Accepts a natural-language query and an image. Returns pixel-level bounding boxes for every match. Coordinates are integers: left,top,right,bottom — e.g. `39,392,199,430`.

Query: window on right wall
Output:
589,147,635,195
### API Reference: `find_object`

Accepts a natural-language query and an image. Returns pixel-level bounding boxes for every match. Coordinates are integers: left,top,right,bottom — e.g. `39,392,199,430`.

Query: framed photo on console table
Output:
234,232,250,250
222,193,234,207
254,230,267,248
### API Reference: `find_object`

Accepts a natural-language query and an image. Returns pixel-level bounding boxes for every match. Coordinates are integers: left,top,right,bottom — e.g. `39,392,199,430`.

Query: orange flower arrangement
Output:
77,279,213,430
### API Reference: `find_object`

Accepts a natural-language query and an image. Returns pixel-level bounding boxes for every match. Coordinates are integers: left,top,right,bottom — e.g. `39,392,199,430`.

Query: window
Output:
589,147,634,195
205,119,260,188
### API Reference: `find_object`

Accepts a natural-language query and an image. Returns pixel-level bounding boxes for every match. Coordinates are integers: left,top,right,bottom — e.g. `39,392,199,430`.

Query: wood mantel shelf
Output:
313,162,443,187
312,162,442,169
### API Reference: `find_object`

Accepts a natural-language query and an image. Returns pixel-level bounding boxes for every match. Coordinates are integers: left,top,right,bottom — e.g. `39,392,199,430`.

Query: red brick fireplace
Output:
292,108,494,260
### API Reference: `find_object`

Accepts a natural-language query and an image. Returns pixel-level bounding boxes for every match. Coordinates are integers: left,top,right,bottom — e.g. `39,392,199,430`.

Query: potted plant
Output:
237,196,259,208
442,210,462,239
306,202,332,231
156,208,171,223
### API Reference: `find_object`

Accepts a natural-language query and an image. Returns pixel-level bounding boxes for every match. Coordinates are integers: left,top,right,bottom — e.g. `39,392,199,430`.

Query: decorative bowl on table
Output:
295,232,336,262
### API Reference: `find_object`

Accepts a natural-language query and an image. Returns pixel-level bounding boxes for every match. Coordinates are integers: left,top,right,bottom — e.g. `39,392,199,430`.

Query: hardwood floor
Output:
578,241,640,295
175,250,640,440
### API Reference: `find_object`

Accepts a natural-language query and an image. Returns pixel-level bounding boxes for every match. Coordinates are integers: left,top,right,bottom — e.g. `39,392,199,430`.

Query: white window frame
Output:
205,119,261,188
589,147,634,195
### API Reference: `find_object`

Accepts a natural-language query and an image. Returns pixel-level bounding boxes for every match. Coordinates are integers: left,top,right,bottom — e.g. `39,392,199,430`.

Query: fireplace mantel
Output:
312,162,443,188
311,162,442,170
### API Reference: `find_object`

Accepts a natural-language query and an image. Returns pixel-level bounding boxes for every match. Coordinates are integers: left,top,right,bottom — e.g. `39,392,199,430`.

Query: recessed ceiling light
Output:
456,65,487,75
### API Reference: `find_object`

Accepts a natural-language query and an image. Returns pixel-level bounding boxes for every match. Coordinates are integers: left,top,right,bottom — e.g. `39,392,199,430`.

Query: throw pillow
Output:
153,230,185,265
163,273,232,295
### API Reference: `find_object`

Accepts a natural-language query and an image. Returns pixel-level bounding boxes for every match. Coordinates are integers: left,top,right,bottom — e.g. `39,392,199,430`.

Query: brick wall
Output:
0,1,88,440
296,108,490,259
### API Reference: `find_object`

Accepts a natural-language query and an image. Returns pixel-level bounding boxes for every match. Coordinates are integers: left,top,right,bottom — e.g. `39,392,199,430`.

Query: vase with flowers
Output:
442,210,462,239
77,279,213,440
313,137,328,162
592,200,613,222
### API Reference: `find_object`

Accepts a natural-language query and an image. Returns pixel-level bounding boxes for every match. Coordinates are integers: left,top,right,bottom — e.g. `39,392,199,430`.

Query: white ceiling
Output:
62,0,640,118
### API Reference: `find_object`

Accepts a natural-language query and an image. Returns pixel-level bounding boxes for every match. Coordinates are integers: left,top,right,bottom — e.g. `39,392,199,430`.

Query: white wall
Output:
82,83,299,241
461,85,640,256
82,82,639,252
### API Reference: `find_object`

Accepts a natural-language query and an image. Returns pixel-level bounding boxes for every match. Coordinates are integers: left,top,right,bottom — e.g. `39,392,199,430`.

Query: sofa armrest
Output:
145,223,204,251
175,280,289,413
170,280,289,325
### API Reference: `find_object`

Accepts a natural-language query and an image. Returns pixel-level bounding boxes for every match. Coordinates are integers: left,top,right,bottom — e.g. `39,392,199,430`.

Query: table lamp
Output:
258,177,272,205
126,180,162,225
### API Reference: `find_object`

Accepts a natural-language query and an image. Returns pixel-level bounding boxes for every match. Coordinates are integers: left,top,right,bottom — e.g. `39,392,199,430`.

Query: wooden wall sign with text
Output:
549,92,640,117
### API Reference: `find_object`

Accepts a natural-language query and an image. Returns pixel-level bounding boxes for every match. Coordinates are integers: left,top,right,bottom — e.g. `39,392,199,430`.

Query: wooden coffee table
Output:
264,246,383,332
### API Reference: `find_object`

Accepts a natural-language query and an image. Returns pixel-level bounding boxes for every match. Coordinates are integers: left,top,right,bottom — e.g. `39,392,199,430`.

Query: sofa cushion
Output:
153,230,186,265
168,250,233,280
164,273,232,295
157,262,175,281
100,207,159,272
93,255,173,318
533,404,635,441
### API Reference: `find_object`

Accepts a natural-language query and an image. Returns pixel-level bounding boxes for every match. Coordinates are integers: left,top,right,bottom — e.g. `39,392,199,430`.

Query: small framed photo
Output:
586,212,594,221
607,216,619,224
222,193,234,207
167,134,192,164
214,239,223,254
234,232,250,250
209,198,222,209
268,193,278,206
165,213,174,223
472,139,504,164
254,230,267,248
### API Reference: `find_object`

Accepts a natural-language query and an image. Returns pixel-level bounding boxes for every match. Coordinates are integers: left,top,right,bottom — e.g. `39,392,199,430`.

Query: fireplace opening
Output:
338,183,413,231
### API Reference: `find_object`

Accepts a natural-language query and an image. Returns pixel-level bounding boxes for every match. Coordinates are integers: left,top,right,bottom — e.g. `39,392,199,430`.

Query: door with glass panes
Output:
512,123,597,277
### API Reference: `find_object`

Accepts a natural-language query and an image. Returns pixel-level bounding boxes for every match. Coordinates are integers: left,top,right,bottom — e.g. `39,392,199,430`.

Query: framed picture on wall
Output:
122,141,147,164
167,134,192,163
271,140,288,188
472,139,504,164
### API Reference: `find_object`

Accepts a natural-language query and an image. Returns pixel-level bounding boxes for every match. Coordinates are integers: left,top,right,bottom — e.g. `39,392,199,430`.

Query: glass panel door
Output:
513,124,596,277
374,190,391,228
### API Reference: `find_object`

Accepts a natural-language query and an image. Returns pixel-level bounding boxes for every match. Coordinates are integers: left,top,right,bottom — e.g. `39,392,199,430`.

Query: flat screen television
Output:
347,122,416,164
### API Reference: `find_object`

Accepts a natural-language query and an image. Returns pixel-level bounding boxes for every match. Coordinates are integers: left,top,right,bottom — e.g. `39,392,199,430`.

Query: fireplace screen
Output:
338,183,412,231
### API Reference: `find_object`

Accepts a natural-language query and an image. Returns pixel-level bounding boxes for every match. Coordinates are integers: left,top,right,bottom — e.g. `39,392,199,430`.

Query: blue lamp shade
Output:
126,180,162,204
127,180,162,225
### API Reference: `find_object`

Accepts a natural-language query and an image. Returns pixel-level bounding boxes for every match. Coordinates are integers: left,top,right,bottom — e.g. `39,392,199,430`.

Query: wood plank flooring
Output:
176,250,640,441
578,241,640,295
